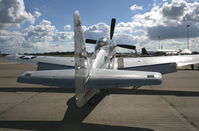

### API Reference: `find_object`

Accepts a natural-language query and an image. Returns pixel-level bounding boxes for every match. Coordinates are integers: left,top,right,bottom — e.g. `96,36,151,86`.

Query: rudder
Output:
74,11,90,107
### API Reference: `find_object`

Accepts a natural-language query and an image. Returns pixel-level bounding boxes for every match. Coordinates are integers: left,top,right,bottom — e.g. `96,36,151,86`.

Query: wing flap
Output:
120,63,177,74
121,55,199,72
177,61,199,67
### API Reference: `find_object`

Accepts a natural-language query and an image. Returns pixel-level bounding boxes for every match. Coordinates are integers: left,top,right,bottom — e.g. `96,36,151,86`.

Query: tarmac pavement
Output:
0,57,199,131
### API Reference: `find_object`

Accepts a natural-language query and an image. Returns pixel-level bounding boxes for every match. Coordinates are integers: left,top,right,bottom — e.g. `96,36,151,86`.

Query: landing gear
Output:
132,86,141,89
87,89,108,106
191,64,194,70
88,95,97,106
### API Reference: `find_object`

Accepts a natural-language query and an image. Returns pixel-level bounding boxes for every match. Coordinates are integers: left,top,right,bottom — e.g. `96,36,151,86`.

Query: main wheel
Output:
191,64,194,70
88,96,97,106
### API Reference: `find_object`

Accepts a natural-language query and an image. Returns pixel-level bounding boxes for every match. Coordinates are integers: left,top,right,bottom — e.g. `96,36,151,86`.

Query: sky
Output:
1,0,199,53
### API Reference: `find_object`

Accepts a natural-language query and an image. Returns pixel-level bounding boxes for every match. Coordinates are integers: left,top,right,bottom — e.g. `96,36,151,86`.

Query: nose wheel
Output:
191,64,194,70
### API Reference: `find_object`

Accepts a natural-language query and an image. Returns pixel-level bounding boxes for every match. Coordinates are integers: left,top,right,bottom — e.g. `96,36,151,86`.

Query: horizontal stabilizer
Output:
17,69,162,89
87,69,162,88
17,69,75,88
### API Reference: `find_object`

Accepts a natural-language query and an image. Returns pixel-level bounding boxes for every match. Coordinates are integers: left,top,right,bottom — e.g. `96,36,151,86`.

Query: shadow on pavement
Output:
0,96,153,131
1,86,198,130
0,87,199,97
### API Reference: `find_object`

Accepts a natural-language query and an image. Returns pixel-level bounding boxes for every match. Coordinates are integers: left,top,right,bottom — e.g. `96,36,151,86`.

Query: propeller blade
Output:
110,18,116,40
85,39,97,44
117,44,136,50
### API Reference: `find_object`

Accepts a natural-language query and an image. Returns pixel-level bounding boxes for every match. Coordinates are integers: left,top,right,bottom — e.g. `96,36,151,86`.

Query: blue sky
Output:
23,0,153,31
1,0,199,53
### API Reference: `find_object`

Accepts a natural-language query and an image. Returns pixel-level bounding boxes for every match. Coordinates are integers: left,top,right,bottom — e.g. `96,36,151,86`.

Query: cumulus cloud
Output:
0,18,74,53
130,4,143,11
24,20,73,41
82,21,147,52
147,24,199,40
133,0,199,40
34,11,42,18
115,22,134,34
0,31,25,53
64,25,71,31
24,20,57,42
18,19,73,52
162,0,186,20
2,0,199,53
84,23,109,40
0,0,36,28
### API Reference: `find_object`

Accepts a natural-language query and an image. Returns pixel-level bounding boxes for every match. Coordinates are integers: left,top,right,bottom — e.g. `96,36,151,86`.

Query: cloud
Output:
0,19,74,53
130,4,143,11
20,19,73,52
0,0,37,28
115,22,135,34
24,19,73,42
34,11,42,18
0,30,25,53
64,25,71,31
161,0,186,20
2,0,199,53
147,24,199,40
23,20,57,42
133,0,199,40
84,23,109,40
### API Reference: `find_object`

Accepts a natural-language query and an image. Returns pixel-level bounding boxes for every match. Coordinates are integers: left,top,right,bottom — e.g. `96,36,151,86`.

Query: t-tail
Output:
74,11,100,107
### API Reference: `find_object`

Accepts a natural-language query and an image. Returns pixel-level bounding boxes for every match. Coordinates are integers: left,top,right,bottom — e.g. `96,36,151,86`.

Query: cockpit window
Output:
95,37,108,50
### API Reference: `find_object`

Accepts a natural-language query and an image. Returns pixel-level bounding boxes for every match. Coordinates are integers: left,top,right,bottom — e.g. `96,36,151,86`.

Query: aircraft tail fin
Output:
142,48,149,55
74,11,97,107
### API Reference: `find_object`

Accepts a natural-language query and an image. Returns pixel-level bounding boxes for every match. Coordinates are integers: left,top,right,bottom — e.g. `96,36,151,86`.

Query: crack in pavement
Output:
150,86,199,131
0,88,49,117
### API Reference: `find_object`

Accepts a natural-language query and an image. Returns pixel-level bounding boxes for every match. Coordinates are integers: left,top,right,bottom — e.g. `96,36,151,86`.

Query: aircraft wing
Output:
5,54,74,67
17,69,161,88
120,55,199,74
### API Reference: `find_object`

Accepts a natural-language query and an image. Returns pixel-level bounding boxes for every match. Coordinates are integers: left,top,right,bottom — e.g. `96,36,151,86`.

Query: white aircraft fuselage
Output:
91,37,116,69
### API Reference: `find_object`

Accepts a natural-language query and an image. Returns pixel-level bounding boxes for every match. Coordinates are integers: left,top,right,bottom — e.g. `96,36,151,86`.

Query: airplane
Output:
5,10,199,107
156,49,179,55
19,55,37,60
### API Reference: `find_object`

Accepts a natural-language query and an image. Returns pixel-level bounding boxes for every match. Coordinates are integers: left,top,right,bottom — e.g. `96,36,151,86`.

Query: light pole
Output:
19,42,21,55
158,36,161,50
187,24,190,50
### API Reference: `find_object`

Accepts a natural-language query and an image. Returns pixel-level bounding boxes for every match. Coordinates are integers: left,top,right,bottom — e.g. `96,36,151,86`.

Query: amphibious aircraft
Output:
5,11,199,107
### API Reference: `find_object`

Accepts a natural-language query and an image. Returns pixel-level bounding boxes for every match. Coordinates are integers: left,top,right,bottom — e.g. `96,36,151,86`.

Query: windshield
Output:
95,37,108,50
